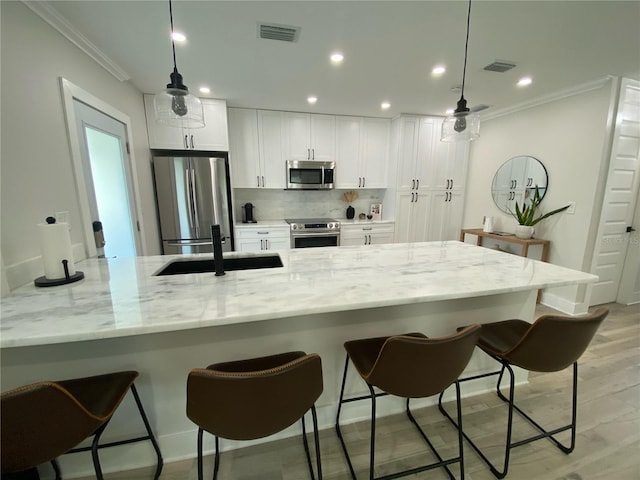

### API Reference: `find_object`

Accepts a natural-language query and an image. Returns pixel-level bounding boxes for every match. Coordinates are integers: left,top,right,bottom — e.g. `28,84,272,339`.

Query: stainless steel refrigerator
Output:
152,153,234,254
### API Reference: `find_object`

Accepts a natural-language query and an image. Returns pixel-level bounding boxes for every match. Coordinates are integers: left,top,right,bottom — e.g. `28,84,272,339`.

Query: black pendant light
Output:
441,0,480,142
154,0,204,128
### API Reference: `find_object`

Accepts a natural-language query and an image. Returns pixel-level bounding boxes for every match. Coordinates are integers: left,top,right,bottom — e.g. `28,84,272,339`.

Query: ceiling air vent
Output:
258,22,300,42
483,61,517,73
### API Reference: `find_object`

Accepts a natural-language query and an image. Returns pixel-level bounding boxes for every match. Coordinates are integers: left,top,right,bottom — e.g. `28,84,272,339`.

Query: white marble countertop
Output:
234,220,289,228
0,242,597,348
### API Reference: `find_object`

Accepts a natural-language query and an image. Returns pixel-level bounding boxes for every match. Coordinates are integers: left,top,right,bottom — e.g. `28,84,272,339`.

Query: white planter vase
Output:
515,225,535,239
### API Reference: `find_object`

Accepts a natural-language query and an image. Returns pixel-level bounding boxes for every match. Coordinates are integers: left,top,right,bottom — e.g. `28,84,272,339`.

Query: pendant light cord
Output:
169,0,178,72
460,0,472,99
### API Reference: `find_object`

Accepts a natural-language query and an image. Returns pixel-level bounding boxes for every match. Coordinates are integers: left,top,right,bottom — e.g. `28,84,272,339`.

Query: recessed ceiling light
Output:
199,87,210,94
517,76,533,87
330,52,344,63
171,31,186,42
307,96,318,104
381,102,391,110
432,65,446,76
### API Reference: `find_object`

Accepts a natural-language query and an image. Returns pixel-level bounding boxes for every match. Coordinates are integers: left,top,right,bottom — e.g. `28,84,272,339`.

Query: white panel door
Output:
590,79,640,305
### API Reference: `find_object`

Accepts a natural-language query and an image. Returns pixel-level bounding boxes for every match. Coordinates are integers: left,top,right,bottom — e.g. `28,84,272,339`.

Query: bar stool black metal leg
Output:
213,435,220,480
311,405,323,480
368,384,376,480
50,459,61,480
335,354,358,480
197,428,204,480
129,384,164,480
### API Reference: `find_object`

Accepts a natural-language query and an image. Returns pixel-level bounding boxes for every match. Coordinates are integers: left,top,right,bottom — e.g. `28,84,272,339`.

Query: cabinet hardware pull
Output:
412,179,415,190
307,148,310,160
358,177,362,188
362,177,365,188
257,231,269,235
415,192,419,202
257,176,260,187
450,179,454,189
411,192,414,202
190,135,195,149
363,235,367,245
446,179,450,189
363,227,372,231
184,135,189,149
260,239,264,250
266,239,270,249
416,179,419,189
261,176,265,187
368,235,372,244
312,148,315,160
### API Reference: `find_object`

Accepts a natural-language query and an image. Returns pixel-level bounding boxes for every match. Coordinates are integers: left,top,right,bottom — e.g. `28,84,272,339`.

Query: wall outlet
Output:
566,202,576,215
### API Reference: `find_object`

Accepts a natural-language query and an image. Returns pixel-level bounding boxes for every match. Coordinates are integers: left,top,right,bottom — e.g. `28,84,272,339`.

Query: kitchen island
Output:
1,241,597,477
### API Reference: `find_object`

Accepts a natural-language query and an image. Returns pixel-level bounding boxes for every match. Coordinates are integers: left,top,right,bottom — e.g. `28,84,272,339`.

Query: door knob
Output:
627,226,636,233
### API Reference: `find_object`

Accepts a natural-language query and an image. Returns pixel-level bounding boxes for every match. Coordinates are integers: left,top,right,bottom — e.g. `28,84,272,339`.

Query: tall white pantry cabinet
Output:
392,115,469,243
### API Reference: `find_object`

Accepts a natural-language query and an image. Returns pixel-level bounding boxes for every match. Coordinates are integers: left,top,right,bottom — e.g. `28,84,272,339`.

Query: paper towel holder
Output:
34,216,84,287
34,259,84,287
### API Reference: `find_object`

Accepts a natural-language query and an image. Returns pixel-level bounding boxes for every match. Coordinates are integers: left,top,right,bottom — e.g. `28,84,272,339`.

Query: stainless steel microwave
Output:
286,160,335,190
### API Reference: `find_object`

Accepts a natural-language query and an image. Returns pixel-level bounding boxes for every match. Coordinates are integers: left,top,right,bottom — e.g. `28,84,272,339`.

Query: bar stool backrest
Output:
504,307,609,372
365,325,481,398
187,352,323,441
1,382,103,473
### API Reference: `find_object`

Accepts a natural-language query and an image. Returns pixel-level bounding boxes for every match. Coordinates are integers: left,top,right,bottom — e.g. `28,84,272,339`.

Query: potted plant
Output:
510,186,570,239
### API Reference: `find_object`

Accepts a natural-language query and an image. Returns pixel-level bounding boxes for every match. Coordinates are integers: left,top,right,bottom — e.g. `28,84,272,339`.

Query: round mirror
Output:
491,156,548,214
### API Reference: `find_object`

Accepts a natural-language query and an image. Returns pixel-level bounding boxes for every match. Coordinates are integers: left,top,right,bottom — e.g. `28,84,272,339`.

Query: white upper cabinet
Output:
284,113,335,161
228,108,260,188
257,110,286,188
144,94,229,151
396,116,435,192
335,116,390,189
360,118,390,188
228,108,285,189
429,118,469,191
335,116,362,188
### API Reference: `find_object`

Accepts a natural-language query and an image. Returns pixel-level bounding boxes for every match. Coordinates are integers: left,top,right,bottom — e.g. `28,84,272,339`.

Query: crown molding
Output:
22,0,130,82
481,76,615,122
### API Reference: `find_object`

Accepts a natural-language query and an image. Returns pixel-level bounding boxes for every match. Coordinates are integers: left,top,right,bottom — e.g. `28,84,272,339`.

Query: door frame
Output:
60,77,147,258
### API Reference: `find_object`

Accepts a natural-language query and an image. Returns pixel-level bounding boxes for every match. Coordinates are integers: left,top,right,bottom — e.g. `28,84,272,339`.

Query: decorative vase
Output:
515,225,534,239
346,205,355,219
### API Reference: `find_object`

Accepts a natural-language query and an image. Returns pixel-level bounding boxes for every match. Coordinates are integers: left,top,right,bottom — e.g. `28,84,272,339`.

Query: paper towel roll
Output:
38,222,76,280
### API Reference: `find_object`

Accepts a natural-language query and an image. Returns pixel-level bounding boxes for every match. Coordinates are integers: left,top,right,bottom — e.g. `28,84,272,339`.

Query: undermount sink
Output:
154,255,283,276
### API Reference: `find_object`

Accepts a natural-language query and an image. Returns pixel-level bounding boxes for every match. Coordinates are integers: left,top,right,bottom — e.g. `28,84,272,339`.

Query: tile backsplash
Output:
233,189,388,222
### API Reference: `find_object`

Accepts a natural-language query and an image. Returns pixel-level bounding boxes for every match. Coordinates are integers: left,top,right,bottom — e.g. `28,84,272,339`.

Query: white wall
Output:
0,1,161,289
463,82,614,312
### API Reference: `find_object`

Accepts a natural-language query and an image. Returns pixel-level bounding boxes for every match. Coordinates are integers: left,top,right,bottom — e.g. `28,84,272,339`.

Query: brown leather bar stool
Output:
439,307,609,479
186,351,323,480
335,325,481,480
1,370,163,480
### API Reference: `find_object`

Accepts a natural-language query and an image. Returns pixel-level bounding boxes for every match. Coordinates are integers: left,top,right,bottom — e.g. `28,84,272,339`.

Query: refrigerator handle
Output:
189,162,201,238
185,164,196,233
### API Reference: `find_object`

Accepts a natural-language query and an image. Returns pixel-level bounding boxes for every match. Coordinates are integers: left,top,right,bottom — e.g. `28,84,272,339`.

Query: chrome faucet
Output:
211,225,225,276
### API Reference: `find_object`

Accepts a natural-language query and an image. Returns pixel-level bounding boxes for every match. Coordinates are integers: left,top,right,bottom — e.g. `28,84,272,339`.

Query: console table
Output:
460,228,550,262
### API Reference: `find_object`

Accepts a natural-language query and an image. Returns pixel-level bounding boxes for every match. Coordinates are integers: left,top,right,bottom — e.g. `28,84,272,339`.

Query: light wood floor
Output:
75,302,639,480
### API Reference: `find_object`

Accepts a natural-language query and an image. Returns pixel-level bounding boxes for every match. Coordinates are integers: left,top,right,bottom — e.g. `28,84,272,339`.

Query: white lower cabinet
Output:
235,226,290,252
341,223,395,246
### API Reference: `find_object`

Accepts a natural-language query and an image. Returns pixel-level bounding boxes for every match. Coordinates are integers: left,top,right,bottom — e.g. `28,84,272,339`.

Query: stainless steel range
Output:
285,218,340,248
